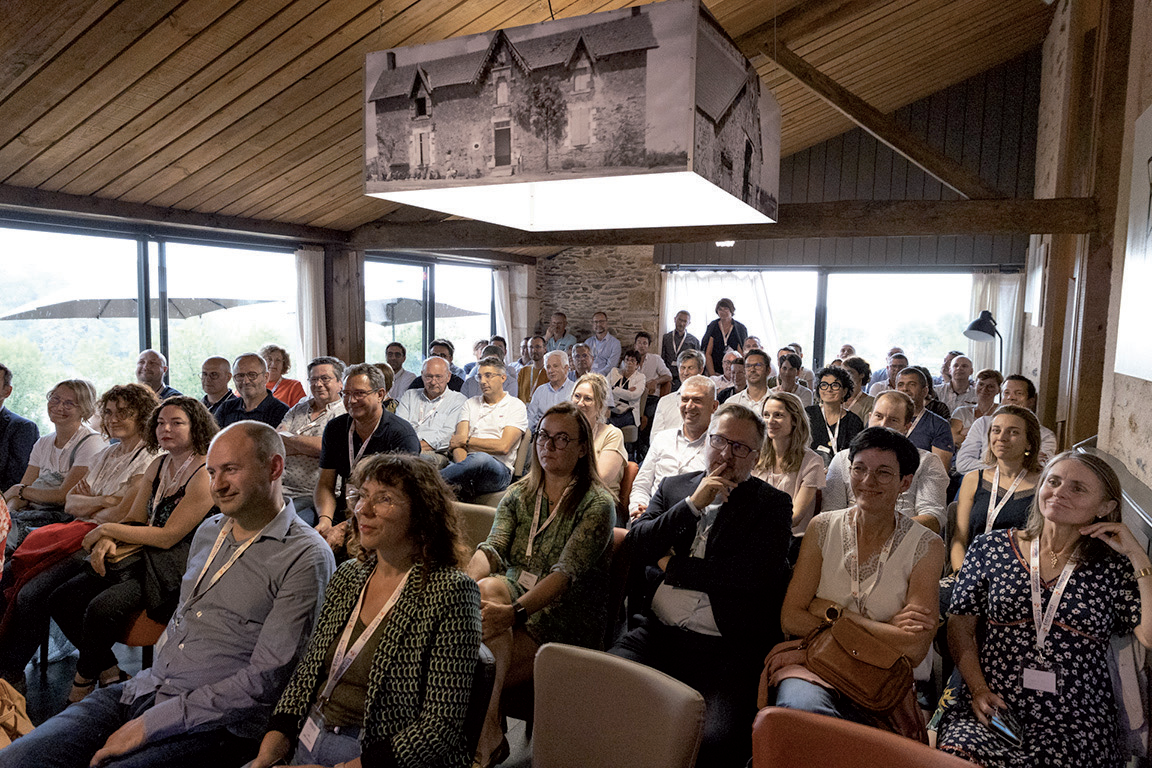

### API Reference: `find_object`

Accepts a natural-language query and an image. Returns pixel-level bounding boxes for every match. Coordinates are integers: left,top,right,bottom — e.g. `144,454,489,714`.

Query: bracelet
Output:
319,515,333,523
1135,566,1152,580
17,484,26,501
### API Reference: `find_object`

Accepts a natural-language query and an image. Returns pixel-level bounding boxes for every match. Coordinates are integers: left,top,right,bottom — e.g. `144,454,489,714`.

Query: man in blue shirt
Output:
397,356,467,468
136,349,181,400
544,311,577,352
0,422,335,768
895,367,953,469
0,363,38,491
585,311,622,375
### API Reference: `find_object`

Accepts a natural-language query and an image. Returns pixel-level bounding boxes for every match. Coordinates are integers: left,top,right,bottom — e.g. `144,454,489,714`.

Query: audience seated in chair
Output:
275,356,347,524
652,350,706,435
260,344,306,408
396,356,467,470
214,353,290,428
955,374,1056,474
199,356,237,417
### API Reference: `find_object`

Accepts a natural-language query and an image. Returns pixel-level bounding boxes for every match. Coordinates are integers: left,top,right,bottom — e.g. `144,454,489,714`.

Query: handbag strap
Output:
798,618,835,649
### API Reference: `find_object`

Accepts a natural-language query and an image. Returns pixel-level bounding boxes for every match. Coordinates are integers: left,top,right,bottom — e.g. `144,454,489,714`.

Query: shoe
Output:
68,674,96,704
98,665,129,687
473,736,510,768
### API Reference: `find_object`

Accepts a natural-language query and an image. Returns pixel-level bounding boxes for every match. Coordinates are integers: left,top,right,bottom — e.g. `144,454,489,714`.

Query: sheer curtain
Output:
296,247,327,359
969,271,1024,375
661,270,780,361
492,267,512,348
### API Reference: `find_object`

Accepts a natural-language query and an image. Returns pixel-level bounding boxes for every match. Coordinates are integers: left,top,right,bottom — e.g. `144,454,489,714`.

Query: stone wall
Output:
1099,0,1152,488
534,245,661,346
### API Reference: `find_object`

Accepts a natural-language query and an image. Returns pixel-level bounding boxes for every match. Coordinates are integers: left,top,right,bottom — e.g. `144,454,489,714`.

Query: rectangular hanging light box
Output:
363,0,779,231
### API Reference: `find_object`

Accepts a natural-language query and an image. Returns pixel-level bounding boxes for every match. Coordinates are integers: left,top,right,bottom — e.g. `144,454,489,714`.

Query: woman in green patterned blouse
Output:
251,453,481,768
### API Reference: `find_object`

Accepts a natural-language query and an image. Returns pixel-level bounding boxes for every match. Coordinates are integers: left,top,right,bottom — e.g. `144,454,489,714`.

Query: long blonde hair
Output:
755,392,811,474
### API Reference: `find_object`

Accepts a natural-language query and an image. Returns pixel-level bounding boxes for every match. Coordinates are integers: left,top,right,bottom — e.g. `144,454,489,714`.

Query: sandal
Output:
67,674,96,704
98,665,129,687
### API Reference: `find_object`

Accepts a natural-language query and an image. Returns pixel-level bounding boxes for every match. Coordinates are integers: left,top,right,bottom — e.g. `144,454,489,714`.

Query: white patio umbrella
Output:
364,297,486,325
0,296,271,321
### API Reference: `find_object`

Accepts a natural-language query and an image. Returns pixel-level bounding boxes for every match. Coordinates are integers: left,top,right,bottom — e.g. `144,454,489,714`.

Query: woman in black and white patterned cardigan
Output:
251,453,481,768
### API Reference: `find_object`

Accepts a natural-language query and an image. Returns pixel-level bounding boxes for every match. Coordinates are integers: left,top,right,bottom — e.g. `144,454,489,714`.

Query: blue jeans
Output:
292,725,360,766
440,453,511,501
0,684,259,768
774,678,872,725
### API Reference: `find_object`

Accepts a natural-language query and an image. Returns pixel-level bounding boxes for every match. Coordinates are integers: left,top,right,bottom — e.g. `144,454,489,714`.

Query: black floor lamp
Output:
964,310,1003,372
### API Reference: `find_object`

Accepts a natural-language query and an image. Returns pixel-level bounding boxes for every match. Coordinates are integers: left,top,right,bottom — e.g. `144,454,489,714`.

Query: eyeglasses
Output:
818,381,843,390
849,465,900,485
232,371,265,382
308,375,337,384
100,408,129,421
354,491,404,515
536,430,574,450
707,433,757,458
745,362,766,370
47,395,78,410
343,389,379,401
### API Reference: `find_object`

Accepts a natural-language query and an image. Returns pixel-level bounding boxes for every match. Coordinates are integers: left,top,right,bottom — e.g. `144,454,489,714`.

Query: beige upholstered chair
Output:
752,707,972,768
473,432,533,507
532,643,705,768
454,501,497,551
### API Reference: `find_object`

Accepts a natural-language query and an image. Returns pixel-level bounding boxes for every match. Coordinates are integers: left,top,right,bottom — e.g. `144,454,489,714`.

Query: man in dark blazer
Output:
0,364,39,492
612,402,792,768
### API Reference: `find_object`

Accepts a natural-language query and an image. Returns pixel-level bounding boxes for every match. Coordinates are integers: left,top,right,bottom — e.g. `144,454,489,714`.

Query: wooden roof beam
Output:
350,198,1098,249
761,42,1006,200
734,0,891,56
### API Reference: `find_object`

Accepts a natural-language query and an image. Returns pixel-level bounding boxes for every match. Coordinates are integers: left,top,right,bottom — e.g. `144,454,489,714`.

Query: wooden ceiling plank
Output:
733,0,895,57
239,154,362,221
0,0,248,184
35,0,334,193
220,132,362,218
67,0,383,199
0,0,185,154
175,99,360,211
0,0,121,103
349,198,1099,249
763,41,1005,198
309,197,397,231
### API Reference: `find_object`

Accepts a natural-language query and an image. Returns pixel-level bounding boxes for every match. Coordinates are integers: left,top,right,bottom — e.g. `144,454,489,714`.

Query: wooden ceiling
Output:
0,0,1053,241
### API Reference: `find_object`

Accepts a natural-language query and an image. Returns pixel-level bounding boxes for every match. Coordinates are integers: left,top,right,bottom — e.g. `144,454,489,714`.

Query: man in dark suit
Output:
0,364,39,492
613,402,792,768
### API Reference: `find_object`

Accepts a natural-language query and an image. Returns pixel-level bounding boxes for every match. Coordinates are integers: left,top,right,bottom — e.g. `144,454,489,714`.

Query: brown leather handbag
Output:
801,616,913,714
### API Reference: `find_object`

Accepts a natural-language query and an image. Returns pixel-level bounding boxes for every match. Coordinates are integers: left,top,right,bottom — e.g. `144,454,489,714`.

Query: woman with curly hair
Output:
467,402,615,767
50,396,218,703
262,343,307,407
805,366,864,468
251,453,481,768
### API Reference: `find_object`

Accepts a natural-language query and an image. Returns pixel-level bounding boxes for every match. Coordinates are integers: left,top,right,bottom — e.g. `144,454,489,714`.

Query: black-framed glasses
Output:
536,430,573,450
707,433,757,458
818,381,843,390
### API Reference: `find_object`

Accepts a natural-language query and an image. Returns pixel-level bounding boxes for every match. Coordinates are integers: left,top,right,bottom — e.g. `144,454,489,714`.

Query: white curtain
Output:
296,247,327,360
492,267,512,354
969,271,1024,375
661,270,780,365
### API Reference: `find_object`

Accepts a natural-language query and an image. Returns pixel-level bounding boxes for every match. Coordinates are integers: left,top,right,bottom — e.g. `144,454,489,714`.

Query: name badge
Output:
1022,661,1058,693
299,709,323,751
517,570,539,590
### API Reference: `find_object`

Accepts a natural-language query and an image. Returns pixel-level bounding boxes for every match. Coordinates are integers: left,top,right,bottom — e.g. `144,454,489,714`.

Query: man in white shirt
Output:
586,311,622,375
956,374,1056,474
651,350,706,435
724,348,771,416
823,390,947,533
527,350,575,433
629,375,717,519
462,345,518,399
442,356,528,501
771,352,813,407
397,356,467,469
934,354,977,412
868,352,908,396
385,342,418,399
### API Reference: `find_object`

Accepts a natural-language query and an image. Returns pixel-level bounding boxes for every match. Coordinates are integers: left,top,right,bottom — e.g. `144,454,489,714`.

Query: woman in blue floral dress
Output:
938,452,1152,767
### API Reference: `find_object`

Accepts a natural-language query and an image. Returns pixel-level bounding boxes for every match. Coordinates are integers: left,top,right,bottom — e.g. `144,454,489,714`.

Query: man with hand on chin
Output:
613,403,792,768
0,422,335,768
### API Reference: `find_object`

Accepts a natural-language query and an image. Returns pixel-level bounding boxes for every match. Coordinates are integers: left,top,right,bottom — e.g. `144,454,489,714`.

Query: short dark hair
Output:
386,341,406,355
307,356,346,380
146,396,219,454
350,453,465,570
1004,374,1037,402
715,298,735,314
778,352,802,371
842,356,871,386
490,335,507,347
0,363,10,389
530,335,546,346
634,331,653,344
622,349,643,365
429,338,455,356
848,427,920,478
744,349,771,368
815,366,853,400
897,366,929,388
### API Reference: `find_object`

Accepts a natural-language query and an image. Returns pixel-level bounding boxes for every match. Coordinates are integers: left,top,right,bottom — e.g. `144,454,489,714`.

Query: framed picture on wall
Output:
1115,103,1152,381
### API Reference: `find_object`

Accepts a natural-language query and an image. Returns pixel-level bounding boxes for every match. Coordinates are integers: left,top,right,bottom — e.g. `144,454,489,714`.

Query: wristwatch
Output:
513,601,529,627
825,605,842,622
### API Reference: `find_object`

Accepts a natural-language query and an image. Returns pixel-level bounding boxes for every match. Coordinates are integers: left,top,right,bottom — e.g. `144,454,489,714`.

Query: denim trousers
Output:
291,725,361,766
440,452,511,500
0,684,258,768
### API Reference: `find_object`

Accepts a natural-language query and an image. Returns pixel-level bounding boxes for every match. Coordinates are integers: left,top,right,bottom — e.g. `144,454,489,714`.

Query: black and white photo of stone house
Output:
365,4,683,191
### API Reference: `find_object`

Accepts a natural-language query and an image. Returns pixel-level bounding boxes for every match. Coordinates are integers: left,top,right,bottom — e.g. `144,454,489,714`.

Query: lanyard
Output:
414,395,443,428
1029,537,1079,654
347,415,382,472
319,567,409,704
907,408,926,437
526,481,574,561
719,323,733,351
985,466,1026,533
847,507,899,617
825,407,844,453
186,517,270,606
671,331,687,357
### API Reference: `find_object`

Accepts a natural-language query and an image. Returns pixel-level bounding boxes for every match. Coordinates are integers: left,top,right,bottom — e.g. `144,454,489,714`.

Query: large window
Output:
161,242,300,396
0,227,139,431
824,272,973,373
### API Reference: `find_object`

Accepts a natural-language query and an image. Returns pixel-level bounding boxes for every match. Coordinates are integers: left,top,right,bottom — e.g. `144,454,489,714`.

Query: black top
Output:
700,319,748,374
805,406,865,459
201,391,238,417
319,412,421,514
215,391,290,428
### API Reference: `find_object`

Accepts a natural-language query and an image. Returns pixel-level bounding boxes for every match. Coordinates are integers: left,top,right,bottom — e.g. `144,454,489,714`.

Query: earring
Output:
1024,450,1031,455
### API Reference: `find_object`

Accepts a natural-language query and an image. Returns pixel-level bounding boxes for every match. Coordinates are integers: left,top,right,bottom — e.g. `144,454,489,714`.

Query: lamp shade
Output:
363,0,779,231
964,310,999,342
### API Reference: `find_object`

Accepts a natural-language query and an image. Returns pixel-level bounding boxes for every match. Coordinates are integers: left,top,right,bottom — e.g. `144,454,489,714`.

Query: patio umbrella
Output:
364,297,486,325
0,296,271,321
